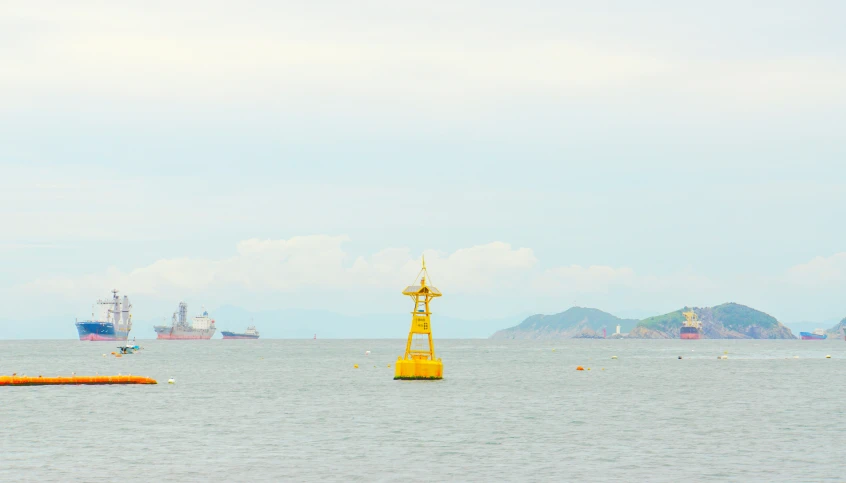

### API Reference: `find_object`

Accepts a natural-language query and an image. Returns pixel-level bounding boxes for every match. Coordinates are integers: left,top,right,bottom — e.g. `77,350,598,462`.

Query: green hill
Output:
631,303,794,339
827,317,846,337
490,307,638,339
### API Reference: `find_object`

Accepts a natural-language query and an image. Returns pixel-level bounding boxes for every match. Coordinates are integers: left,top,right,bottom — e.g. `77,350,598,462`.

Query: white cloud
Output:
20,237,538,301
3,3,843,111
785,253,846,285
535,265,636,293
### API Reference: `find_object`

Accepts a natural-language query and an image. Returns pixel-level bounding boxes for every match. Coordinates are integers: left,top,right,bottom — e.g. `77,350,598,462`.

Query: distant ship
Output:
800,329,827,340
221,326,260,340
680,309,702,340
76,289,132,341
154,302,216,340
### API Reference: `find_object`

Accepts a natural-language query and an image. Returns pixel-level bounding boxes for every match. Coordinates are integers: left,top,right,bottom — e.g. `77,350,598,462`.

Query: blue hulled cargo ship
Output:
800,329,827,340
75,289,133,341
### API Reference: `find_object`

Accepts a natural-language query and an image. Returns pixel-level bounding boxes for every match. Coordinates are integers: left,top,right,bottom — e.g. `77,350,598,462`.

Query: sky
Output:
1,1,845,337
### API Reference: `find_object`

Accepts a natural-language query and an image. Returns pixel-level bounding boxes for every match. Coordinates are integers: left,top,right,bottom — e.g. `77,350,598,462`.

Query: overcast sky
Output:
2,1,845,333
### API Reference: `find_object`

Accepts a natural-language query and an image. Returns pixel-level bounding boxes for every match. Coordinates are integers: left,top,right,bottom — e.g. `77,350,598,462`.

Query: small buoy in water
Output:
365,351,370,356
601,368,605,371
794,356,799,359
718,355,728,360
354,364,358,368
587,368,591,371
102,354,107,357
576,366,584,371
552,349,556,351
826,355,832,359
387,364,391,368
167,378,175,384
611,356,618,359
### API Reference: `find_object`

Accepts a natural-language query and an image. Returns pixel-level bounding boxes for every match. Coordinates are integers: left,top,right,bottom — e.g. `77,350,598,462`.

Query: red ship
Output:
680,309,702,339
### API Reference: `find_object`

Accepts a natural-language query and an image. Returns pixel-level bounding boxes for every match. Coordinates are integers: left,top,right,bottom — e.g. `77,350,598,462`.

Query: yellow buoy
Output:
826,355,832,359
394,256,444,381
611,356,618,359
354,364,358,368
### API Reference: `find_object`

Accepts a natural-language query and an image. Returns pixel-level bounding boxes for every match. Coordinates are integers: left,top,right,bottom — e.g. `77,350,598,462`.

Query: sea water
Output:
1,339,844,482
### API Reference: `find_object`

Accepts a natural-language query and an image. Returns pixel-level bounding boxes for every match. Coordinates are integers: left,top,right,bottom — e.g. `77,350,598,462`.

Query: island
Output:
490,303,797,339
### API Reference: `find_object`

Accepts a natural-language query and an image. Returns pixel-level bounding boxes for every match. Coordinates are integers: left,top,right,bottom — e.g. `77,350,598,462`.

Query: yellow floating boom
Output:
395,256,443,380
0,375,157,386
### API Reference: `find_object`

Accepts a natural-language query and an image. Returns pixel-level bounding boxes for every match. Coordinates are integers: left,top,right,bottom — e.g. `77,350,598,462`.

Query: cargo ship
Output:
154,302,216,340
75,289,133,341
800,329,827,340
221,326,260,339
680,309,702,340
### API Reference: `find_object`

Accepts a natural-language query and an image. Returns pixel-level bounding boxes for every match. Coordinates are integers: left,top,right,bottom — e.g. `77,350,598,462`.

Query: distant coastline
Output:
489,303,837,340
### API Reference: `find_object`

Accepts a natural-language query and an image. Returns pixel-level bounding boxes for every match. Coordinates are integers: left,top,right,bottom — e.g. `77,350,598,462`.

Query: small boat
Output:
117,345,140,354
221,326,260,340
800,329,827,340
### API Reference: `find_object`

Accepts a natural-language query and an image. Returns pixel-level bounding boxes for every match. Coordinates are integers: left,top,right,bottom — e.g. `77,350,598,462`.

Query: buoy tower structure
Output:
394,256,443,380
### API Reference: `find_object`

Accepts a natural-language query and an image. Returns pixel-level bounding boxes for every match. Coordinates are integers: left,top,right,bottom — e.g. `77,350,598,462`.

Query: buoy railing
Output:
0,375,157,386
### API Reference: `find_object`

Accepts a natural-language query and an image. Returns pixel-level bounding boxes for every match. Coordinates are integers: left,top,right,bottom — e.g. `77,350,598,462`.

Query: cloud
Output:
3,2,844,112
536,265,637,293
20,237,538,301
784,253,846,285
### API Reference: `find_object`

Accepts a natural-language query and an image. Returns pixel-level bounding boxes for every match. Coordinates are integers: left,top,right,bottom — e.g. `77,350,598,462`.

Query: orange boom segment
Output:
0,375,157,386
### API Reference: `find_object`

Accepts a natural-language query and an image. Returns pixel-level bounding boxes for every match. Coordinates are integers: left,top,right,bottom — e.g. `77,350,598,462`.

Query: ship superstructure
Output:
154,302,216,340
221,326,260,339
680,309,702,340
75,289,133,341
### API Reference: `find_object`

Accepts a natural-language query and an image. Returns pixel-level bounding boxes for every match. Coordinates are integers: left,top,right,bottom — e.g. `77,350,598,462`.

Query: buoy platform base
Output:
393,358,443,380
0,375,157,386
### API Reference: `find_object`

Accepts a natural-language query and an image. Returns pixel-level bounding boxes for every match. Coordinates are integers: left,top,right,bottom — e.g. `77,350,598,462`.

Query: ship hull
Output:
154,325,215,340
800,332,827,340
680,327,701,340
221,332,259,340
76,322,130,341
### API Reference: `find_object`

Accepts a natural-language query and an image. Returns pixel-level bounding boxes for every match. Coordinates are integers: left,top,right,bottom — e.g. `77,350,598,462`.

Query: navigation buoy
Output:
394,256,444,381
354,364,358,369
826,355,832,359
576,366,584,371
167,378,175,384
611,356,618,359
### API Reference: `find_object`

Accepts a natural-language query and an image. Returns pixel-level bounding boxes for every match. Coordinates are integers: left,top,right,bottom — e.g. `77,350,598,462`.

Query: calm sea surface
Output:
1,339,845,482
